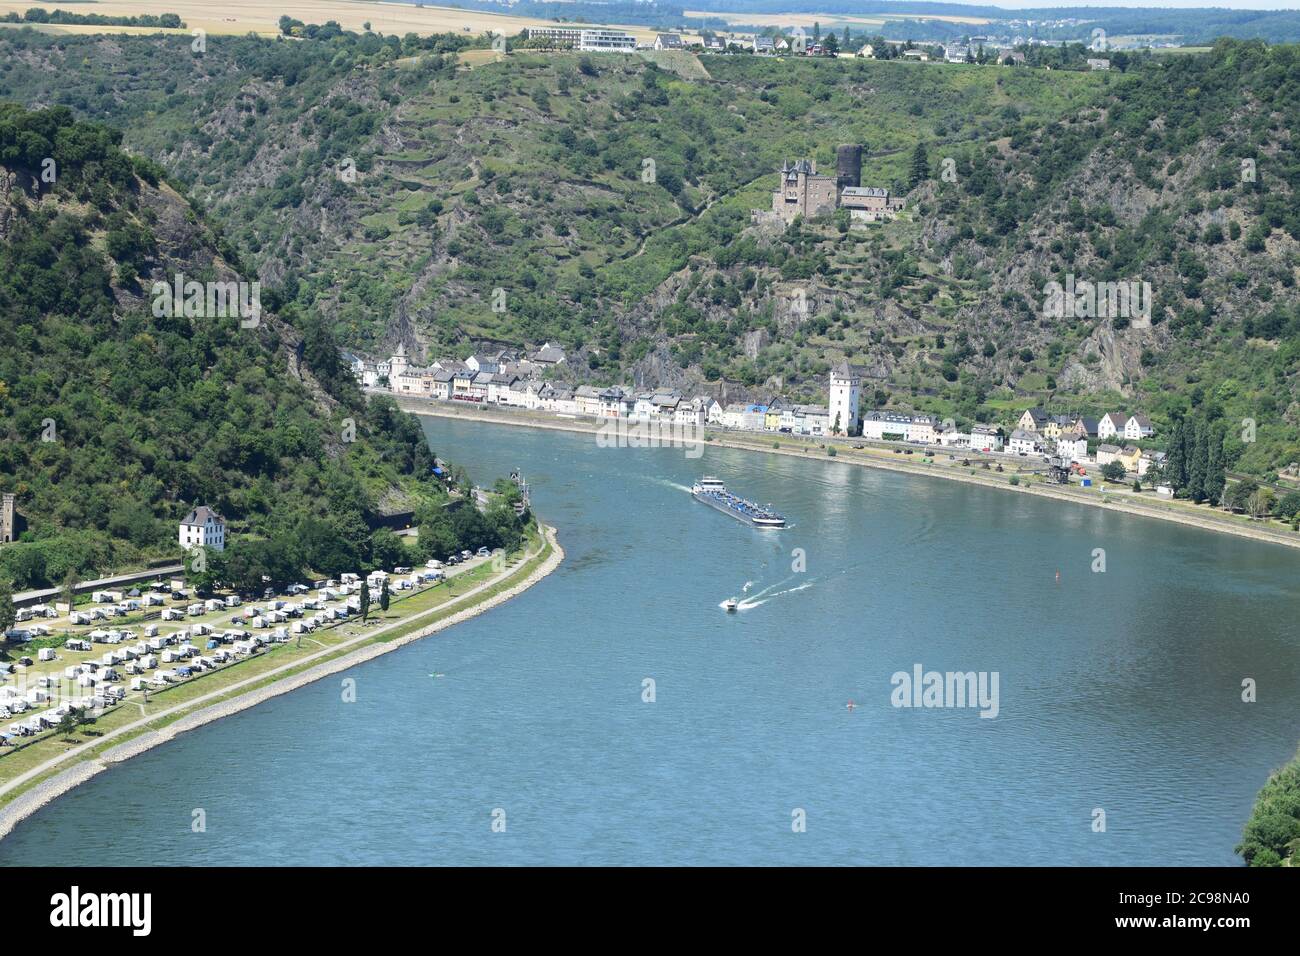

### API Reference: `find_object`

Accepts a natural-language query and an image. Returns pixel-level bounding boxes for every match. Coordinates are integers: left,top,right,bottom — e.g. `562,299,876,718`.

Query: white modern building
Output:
578,30,637,52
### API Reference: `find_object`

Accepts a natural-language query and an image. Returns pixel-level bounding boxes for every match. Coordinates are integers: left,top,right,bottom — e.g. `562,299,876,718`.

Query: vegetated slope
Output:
0,29,1103,362
4,30,1298,474
0,104,450,590
905,39,1300,475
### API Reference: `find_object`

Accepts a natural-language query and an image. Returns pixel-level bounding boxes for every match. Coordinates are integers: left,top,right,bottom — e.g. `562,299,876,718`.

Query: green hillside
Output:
0,104,479,590
1,29,1297,479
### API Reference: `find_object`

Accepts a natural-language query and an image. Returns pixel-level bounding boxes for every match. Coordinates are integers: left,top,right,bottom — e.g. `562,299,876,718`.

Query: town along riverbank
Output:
393,395,1300,553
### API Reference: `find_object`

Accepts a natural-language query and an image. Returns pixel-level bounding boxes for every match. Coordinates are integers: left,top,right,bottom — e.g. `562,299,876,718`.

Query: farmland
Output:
0,0,662,40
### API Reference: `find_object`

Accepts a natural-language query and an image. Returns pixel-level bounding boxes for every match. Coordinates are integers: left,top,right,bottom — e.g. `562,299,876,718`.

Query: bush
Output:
1236,747,1300,866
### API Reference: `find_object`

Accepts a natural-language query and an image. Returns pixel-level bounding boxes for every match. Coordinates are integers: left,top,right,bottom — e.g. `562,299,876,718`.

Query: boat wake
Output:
720,575,814,612
653,478,696,494
738,581,814,609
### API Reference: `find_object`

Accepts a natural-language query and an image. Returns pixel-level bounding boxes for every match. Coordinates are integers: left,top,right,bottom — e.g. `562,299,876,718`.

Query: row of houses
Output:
857,412,1006,452
358,342,847,436
1008,427,1165,475
1015,408,1154,442
357,344,1164,477
1004,408,1163,476
712,401,833,436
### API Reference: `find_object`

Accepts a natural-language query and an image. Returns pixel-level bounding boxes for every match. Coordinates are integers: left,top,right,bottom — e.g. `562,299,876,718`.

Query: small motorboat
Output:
723,598,738,613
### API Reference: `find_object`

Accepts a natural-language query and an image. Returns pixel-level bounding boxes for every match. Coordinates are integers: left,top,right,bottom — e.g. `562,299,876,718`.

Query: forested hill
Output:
1,30,1297,476
0,105,451,590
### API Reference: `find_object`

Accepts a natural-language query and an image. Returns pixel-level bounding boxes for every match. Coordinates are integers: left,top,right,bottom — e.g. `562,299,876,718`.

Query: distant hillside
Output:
2,29,1297,478
0,104,454,590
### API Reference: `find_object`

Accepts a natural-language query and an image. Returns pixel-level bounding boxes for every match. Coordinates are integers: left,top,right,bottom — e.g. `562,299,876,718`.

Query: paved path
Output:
14,564,184,607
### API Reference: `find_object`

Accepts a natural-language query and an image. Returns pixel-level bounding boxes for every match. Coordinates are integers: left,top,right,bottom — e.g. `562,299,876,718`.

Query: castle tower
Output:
2,493,17,544
836,144,862,192
829,362,862,436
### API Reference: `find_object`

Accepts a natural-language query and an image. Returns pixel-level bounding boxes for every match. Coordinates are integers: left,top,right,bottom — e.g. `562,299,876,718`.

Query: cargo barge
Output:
690,477,786,529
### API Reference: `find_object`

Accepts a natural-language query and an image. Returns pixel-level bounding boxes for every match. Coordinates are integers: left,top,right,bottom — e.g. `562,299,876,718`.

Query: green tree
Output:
1237,746,1300,866
1102,460,1126,482
1165,419,1188,489
1186,420,1207,503
1276,491,1300,520
379,577,390,613
1204,425,1226,505
369,528,407,572
0,577,15,635
909,141,929,190
186,546,222,597
55,708,81,740
359,579,370,621
296,516,360,577
1227,478,1259,513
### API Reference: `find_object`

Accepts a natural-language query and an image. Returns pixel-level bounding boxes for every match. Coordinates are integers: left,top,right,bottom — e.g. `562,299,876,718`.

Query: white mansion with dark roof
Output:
179,506,225,552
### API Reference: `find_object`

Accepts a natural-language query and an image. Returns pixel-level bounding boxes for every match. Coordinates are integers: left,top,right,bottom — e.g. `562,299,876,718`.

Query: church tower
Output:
390,342,409,379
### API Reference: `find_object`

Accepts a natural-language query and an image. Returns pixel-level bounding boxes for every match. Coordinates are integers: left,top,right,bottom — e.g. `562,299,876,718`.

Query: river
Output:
1,416,1297,865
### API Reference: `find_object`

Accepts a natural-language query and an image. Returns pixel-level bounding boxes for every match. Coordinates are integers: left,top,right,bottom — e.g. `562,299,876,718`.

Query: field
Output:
0,0,662,39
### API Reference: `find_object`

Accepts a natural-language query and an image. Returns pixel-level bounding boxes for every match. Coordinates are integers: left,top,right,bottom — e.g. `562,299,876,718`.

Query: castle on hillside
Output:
770,145,905,225
772,158,839,222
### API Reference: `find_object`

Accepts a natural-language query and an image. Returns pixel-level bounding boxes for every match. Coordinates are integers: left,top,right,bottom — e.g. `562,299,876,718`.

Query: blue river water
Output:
1,416,1298,865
